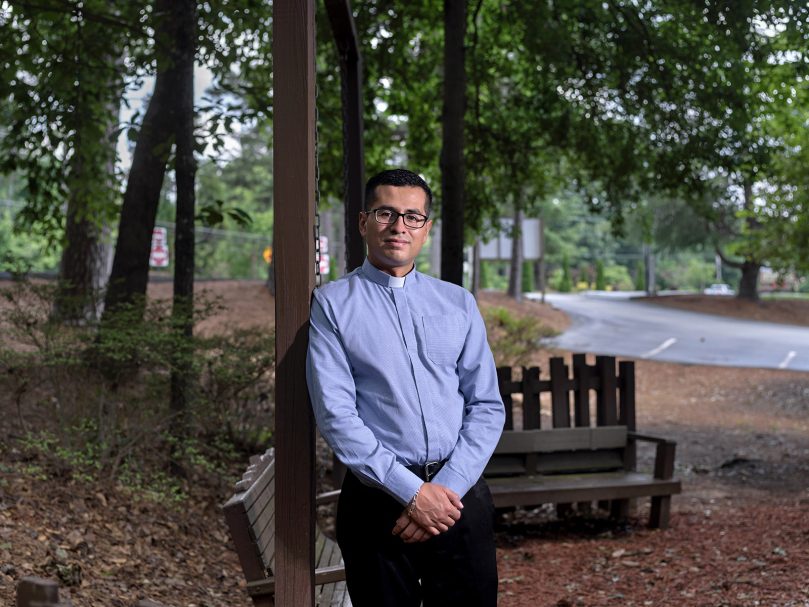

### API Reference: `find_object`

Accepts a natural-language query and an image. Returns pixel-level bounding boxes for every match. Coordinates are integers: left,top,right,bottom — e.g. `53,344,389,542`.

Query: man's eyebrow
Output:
374,205,427,214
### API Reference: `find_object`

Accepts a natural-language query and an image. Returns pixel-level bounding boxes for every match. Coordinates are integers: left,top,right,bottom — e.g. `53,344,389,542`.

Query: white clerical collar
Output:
361,258,413,288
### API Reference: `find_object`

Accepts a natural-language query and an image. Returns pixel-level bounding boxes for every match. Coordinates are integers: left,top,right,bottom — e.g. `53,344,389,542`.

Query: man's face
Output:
359,185,433,277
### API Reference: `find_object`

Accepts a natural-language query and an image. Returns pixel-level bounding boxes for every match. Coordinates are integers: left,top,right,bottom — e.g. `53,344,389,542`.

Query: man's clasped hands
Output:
391,482,463,544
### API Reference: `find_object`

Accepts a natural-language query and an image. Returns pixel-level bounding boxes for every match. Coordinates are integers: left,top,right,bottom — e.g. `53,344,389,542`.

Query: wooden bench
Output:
484,354,681,528
223,449,350,607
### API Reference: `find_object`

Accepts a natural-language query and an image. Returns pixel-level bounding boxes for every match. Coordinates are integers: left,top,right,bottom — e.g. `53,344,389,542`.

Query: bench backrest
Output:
487,426,628,476
496,354,636,432
487,355,636,477
223,449,276,583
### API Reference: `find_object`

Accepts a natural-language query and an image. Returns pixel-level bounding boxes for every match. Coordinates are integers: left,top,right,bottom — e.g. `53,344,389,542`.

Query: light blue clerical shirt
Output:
306,259,505,506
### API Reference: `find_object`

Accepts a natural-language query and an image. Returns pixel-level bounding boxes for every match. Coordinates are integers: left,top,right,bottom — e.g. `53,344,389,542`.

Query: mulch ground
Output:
1,281,808,606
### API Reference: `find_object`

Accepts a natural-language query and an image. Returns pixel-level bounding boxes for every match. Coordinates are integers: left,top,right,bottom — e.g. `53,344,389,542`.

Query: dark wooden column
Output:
440,0,466,286
325,0,365,273
273,1,317,605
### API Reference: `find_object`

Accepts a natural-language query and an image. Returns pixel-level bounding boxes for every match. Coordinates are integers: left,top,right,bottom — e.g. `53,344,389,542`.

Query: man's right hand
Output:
391,482,463,541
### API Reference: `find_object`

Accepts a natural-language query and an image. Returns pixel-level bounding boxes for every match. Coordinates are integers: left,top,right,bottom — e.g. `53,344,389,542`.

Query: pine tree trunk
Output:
169,0,197,455
737,260,760,301
736,181,760,302
507,206,524,302
440,0,466,286
54,40,122,323
56,195,106,322
103,0,180,318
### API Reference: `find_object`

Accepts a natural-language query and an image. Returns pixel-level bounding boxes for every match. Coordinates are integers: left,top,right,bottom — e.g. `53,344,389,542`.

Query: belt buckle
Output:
423,461,441,481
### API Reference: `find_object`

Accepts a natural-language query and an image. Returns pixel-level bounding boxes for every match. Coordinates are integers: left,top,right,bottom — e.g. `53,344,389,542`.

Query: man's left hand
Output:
391,512,432,543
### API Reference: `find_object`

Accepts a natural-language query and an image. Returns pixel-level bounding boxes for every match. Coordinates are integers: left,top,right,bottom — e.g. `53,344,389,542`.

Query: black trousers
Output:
336,471,498,607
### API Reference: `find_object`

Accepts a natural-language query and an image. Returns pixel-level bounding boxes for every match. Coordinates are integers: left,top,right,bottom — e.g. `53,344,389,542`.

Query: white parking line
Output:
641,337,677,359
779,351,797,369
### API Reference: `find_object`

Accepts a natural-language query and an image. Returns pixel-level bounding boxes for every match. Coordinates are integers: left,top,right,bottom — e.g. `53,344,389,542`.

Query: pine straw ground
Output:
1,283,808,606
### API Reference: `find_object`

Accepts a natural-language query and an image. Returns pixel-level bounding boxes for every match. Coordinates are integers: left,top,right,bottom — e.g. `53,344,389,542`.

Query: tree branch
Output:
11,0,147,36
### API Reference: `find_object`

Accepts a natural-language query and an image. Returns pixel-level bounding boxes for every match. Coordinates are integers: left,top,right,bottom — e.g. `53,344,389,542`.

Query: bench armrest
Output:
628,432,677,480
316,489,341,505
628,431,675,445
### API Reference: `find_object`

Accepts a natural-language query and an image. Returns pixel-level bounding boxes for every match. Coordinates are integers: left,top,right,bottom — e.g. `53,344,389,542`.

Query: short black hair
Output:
364,169,433,215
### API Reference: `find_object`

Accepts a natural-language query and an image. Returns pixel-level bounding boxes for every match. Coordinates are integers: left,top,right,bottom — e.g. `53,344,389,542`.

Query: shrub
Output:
595,260,606,290
482,306,558,367
557,255,572,292
521,261,535,293
0,279,274,490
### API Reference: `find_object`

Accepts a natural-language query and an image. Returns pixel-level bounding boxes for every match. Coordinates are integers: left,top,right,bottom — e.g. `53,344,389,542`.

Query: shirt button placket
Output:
391,287,433,462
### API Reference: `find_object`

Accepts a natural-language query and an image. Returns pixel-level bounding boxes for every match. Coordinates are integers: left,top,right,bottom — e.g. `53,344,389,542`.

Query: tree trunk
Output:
507,205,524,302
169,0,197,458
471,239,481,297
737,260,760,301
736,180,760,302
440,0,466,286
56,194,106,322
103,0,181,318
54,23,122,323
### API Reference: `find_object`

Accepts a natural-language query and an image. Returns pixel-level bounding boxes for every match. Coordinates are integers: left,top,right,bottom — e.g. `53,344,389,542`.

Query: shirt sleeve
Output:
431,292,505,497
306,290,423,505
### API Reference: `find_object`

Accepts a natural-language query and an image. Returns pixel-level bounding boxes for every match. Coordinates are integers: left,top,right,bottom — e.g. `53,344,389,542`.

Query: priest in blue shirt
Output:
306,168,505,606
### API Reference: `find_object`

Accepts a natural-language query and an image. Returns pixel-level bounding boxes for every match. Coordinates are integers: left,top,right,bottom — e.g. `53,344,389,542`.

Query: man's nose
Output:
388,215,407,231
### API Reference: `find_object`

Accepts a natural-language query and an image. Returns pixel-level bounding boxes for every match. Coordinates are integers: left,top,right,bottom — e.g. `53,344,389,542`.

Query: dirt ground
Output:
1,281,808,606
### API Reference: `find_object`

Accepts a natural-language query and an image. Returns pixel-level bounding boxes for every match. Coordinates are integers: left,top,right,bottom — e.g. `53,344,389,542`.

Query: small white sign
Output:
319,235,329,255
150,227,170,268
319,253,330,276
479,217,542,260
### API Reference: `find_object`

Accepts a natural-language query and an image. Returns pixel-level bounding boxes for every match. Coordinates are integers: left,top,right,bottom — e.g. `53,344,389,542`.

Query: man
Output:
306,169,505,606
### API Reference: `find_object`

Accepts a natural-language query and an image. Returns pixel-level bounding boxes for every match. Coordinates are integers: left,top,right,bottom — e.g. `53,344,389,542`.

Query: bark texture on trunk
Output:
737,260,760,301
56,198,106,322
737,181,760,302
440,0,466,286
55,36,122,323
169,0,198,440
103,0,180,317
507,205,524,302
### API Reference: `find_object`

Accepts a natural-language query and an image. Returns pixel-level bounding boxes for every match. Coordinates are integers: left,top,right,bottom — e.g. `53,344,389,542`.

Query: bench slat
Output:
245,470,275,522
249,501,275,560
488,472,682,507
486,449,625,477
223,498,268,583
225,454,349,605
494,426,627,454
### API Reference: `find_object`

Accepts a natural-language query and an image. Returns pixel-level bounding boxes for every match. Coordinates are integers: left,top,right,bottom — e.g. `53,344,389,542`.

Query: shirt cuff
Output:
385,464,424,506
432,465,471,499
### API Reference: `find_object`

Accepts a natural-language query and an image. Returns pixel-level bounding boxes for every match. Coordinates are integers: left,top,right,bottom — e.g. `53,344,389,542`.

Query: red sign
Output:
150,227,170,268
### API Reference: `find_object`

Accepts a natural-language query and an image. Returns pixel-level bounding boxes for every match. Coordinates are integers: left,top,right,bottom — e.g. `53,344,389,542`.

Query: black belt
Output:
405,459,448,482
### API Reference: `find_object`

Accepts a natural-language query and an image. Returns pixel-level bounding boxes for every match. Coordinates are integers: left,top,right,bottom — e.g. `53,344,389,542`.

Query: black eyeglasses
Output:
364,208,430,229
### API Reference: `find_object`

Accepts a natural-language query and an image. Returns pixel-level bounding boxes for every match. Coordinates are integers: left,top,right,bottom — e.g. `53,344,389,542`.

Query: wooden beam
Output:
273,1,317,605
324,0,365,273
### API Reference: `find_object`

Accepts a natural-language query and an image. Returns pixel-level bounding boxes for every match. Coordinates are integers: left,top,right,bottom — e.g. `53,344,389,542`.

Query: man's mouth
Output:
384,239,409,246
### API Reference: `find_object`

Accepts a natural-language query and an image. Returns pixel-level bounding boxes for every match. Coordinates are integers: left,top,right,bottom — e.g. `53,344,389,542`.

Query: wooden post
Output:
497,367,514,430
324,0,365,273
549,357,571,428
325,0,365,488
273,1,317,605
16,577,61,607
572,353,591,427
521,366,541,430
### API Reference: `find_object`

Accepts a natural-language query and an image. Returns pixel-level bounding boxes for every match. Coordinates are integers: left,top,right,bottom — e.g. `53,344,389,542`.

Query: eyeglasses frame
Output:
362,208,430,229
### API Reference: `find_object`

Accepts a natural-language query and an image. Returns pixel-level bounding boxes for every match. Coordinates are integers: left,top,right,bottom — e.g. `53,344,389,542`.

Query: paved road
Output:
528,292,809,372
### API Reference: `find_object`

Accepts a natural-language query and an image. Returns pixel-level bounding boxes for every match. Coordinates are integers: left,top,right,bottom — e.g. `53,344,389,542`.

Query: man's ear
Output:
359,211,367,237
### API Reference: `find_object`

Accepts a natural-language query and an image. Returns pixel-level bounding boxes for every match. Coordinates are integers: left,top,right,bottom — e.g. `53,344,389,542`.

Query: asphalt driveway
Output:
530,292,809,372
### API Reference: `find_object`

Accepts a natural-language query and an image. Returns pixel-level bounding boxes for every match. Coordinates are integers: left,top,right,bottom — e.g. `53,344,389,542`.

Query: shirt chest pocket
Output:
422,314,466,366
